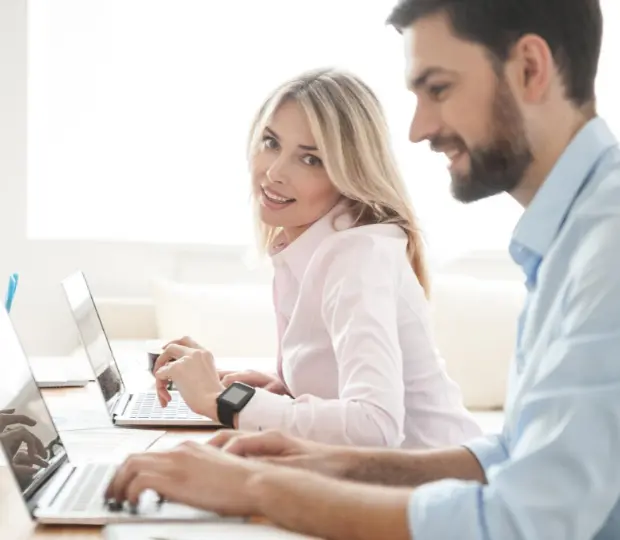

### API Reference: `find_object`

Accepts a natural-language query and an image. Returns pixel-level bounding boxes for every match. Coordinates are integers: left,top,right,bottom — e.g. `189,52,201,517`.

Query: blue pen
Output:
5,273,19,313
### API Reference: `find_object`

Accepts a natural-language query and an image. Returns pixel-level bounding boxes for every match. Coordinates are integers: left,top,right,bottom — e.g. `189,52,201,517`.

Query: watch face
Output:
224,385,248,406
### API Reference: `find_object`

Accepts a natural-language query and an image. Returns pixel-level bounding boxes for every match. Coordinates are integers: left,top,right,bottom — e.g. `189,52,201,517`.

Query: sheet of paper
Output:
42,383,114,431
146,430,217,453
104,522,319,539
47,401,113,431
61,427,166,463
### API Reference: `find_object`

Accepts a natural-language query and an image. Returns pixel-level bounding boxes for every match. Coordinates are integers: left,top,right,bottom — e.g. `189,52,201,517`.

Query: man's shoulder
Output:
574,144,620,220
545,148,620,288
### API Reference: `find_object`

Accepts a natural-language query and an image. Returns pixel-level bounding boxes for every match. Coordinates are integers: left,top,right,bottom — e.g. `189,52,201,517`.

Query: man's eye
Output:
429,84,450,99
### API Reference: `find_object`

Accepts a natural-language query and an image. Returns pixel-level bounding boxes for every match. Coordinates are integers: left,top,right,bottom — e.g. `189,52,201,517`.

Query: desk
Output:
1,383,219,540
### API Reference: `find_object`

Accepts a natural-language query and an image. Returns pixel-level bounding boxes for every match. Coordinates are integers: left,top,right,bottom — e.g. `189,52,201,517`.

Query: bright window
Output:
27,0,619,260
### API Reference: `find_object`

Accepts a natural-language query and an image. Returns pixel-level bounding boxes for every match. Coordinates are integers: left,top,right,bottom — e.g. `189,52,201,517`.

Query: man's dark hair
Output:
387,0,603,107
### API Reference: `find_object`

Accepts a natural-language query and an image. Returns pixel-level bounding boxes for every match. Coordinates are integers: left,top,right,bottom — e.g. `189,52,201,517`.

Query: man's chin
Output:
450,176,498,204
450,175,474,203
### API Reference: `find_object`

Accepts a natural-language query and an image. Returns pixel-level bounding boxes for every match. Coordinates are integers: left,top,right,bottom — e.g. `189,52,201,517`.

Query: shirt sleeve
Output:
408,216,620,540
463,432,510,472
239,233,407,447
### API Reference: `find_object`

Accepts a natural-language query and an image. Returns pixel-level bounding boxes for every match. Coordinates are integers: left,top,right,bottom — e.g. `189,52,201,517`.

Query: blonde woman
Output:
152,69,481,448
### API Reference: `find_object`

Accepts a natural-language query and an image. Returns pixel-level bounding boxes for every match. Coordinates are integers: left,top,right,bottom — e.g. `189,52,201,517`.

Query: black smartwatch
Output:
216,382,256,428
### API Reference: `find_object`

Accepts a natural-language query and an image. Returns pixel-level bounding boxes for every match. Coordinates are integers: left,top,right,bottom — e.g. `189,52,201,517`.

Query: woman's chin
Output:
259,206,290,226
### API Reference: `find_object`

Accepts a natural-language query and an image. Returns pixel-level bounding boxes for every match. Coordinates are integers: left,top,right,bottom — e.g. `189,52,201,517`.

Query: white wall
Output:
0,0,272,356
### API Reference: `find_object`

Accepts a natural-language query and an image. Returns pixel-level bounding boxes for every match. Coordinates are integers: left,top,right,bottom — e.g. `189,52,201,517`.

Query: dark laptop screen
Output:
0,307,67,499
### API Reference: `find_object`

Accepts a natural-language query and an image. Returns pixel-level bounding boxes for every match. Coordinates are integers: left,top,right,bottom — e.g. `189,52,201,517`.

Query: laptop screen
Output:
0,308,67,499
61,272,124,411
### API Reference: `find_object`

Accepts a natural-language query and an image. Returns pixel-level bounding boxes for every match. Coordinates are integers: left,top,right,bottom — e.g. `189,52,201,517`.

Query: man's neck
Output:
510,110,596,207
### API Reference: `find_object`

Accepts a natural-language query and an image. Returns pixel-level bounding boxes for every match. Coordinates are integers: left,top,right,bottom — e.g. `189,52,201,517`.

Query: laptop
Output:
60,271,218,427
4,273,89,388
0,307,224,525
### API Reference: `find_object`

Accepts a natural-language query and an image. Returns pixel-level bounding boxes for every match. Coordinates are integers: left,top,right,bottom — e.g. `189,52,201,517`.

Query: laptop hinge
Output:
24,453,70,514
112,392,132,420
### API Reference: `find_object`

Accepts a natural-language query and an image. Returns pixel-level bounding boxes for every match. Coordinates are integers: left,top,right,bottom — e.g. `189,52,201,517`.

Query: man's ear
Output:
509,34,554,103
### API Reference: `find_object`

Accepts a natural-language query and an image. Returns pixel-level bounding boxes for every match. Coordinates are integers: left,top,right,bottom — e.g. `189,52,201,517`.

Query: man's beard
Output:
431,77,534,203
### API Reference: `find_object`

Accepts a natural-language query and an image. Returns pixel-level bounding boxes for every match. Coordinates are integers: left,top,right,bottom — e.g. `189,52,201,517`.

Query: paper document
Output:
104,522,318,539
147,431,216,453
61,427,166,463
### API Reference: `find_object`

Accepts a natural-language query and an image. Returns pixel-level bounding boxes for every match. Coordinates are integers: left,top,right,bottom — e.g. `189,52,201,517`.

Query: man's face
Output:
403,13,533,203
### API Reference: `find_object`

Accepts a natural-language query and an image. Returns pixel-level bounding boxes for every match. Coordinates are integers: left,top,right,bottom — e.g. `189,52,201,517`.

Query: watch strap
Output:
217,398,236,428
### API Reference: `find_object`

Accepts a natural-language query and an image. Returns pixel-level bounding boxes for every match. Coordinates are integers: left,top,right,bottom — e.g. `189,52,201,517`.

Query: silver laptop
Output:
61,271,218,427
0,307,224,525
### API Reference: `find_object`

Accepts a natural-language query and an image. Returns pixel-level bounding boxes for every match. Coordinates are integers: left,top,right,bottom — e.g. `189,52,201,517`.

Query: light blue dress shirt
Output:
409,117,620,540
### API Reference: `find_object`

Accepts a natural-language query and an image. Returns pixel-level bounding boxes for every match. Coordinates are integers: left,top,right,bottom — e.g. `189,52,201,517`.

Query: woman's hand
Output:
154,349,224,419
221,371,289,395
104,441,265,516
152,343,208,406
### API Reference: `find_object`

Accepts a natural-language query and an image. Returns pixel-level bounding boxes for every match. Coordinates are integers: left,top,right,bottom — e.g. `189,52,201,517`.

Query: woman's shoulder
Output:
310,223,409,275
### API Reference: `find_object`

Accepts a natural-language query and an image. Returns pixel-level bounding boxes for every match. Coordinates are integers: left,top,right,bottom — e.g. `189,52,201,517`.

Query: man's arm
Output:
104,440,414,540
212,429,492,487
249,468,412,540
340,446,487,486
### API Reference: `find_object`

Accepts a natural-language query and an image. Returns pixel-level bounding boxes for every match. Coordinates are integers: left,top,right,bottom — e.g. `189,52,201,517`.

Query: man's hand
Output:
209,430,353,478
162,336,204,351
0,426,46,461
0,412,37,432
13,465,39,489
221,371,289,395
104,441,264,516
13,450,49,469
154,349,224,417
210,429,326,458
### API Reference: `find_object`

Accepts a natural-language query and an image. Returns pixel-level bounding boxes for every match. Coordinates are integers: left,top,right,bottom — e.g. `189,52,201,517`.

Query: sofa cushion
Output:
152,278,278,357
429,275,524,409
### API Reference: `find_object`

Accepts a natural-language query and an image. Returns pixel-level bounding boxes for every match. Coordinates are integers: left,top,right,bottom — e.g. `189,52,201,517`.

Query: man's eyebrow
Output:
409,67,457,90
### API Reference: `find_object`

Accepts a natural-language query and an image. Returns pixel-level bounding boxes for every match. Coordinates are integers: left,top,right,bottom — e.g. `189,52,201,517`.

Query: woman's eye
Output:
263,136,279,150
302,154,322,167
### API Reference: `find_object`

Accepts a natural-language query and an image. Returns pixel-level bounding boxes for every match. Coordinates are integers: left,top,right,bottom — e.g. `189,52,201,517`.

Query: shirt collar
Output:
270,201,354,282
510,117,618,270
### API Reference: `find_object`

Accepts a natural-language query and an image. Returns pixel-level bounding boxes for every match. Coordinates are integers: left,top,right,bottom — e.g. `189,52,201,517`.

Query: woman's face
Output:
251,100,341,241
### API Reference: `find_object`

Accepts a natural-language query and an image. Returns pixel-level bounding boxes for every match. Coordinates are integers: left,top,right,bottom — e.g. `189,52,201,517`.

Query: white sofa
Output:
97,252,525,413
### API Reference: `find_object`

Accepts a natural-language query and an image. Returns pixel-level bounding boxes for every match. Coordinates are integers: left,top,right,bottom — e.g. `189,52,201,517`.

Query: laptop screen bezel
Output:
60,271,126,415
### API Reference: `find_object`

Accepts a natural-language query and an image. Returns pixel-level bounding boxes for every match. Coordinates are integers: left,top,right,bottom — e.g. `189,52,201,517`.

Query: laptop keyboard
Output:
59,463,114,513
128,392,206,420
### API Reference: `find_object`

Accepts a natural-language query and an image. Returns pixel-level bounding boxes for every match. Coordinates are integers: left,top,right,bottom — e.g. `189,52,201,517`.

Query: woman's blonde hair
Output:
247,68,430,297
